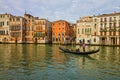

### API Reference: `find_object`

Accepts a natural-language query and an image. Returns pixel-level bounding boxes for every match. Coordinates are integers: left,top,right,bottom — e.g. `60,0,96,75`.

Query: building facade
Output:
0,13,52,44
0,13,11,43
97,12,120,45
24,13,35,43
52,20,71,44
34,18,52,43
69,24,76,43
0,12,119,45
76,16,95,44
92,16,100,44
9,16,26,43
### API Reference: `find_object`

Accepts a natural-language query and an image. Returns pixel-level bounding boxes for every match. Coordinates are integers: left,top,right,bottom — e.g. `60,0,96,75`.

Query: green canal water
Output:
0,44,120,80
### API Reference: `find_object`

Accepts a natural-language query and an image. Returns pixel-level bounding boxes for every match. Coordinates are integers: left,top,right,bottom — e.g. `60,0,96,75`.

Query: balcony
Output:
100,28,107,32
109,28,117,31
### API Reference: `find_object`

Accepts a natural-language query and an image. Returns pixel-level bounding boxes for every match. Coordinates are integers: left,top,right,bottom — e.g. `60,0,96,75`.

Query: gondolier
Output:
82,43,86,52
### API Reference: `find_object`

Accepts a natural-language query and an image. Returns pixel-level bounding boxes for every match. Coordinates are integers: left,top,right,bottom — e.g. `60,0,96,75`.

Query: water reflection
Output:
0,44,120,80
52,45,67,64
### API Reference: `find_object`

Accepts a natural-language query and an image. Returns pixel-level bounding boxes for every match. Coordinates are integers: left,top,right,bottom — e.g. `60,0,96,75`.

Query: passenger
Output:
76,48,80,52
71,49,73,51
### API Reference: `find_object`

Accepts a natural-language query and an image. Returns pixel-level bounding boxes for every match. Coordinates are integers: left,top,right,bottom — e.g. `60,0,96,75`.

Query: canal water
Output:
0,44,120,80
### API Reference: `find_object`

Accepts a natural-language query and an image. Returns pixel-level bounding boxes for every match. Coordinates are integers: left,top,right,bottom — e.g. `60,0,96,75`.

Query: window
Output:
101,23,103,28
109,32,111,36
62,32,64,36
113,22,116,27
37,32,41,37
0,30,5,35
62,22,64,26
82,28,84,34
113,31,116,36
114,17,116,21
94,24,97,29
7,21,9,25
109,17,112,21
90,28,91,33
104,32,106,35
94,32,96,35
56,38,58,42
104,18,107,22
94,38,96,42
100,32,102,36
94,18,97,22
0,22,1,27
10,18,11,21
109,23,112,28
85,29,87,33
2,22,4,26
58,33,60,37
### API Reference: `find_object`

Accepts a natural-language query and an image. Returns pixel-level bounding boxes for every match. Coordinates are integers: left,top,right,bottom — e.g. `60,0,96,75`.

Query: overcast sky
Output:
0,0,120,23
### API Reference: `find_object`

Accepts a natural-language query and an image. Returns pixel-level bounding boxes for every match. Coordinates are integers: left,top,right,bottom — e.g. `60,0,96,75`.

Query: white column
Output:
107,37,109,45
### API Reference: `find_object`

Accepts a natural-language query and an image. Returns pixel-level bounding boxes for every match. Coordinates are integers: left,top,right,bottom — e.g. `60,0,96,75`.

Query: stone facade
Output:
0,12,120,45
76,12,120,46
76,16,95,44
0,13,52,44
0,13,11,43
24,13,35,43
9,16,26,43
97,12,120,45
34,18,52,43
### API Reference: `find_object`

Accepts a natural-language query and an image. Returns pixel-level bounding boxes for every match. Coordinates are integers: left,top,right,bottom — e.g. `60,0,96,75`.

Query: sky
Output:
0,0,120,23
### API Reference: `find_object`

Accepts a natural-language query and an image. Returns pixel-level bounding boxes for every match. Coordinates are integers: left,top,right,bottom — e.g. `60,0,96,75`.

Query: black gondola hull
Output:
59,46,100,55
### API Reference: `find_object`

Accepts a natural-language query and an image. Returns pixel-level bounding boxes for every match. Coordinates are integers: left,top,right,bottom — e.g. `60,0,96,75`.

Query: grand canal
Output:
0,44,120,80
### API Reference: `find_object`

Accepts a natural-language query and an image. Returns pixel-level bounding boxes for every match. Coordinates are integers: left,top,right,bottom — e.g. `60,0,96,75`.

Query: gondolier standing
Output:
82,43,85,52
82,39,85,52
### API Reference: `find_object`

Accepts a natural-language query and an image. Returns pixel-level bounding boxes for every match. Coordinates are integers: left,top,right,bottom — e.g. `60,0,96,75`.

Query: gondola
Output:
59,46,100,55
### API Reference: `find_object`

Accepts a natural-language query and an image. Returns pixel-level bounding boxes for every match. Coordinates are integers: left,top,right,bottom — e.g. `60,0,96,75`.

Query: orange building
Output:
52,20,72,44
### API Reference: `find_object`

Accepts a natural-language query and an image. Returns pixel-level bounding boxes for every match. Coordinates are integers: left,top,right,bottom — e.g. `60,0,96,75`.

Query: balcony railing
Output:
100,28,107,32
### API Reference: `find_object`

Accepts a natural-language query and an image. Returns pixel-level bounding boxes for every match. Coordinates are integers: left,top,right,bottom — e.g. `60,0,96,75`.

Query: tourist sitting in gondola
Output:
76,48,80,52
